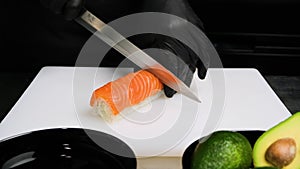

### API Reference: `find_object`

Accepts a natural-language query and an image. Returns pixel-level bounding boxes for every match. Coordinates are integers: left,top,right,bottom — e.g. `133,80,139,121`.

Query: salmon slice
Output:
90,70,163,122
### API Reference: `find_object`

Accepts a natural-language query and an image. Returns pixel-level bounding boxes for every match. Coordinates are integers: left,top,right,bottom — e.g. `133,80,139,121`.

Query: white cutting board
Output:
0,67,291,161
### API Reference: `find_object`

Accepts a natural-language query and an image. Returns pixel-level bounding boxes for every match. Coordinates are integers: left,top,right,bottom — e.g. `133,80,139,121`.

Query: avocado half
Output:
253,112,300,169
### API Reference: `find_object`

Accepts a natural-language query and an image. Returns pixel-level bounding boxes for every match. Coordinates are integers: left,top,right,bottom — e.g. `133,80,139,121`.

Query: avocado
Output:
191,131,252,169
253,112,300,169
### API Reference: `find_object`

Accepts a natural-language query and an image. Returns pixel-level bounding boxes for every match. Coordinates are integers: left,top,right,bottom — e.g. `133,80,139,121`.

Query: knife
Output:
75,9,201,103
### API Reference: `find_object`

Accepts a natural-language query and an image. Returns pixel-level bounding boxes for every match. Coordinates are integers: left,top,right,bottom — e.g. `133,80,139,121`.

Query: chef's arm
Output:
40,0,84,20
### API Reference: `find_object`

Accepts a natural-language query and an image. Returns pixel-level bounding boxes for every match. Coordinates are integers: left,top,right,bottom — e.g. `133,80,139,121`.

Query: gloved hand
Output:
147,35,207,98
40,0,209,98
140,0,209,98
40,0,85,20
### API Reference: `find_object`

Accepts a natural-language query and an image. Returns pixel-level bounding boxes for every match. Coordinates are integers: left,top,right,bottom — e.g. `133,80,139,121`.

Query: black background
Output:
1,0,300,75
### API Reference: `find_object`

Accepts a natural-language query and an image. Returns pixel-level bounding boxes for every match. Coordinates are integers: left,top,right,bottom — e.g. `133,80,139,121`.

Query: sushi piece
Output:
90,70,163,122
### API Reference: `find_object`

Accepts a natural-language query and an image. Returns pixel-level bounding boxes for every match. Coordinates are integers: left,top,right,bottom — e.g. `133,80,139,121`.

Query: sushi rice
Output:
93,90,164,122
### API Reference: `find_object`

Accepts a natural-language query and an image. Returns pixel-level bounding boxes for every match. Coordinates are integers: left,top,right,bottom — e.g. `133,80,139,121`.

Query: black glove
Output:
40,0,85,20
149,36,207,98
140,0,209,98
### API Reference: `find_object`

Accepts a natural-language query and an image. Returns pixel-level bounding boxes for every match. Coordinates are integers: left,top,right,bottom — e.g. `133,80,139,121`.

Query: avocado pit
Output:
265,138,296,168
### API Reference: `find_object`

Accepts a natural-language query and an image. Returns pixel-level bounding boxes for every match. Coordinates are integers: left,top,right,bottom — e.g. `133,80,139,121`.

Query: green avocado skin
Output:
252,167,279,169
191,131,253,169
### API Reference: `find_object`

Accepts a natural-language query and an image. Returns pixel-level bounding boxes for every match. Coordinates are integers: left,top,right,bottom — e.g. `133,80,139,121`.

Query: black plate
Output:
0,128,136,169
182,130,265,169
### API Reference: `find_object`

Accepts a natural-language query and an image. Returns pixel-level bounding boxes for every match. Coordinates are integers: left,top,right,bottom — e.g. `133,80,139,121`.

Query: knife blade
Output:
75,9,201,103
